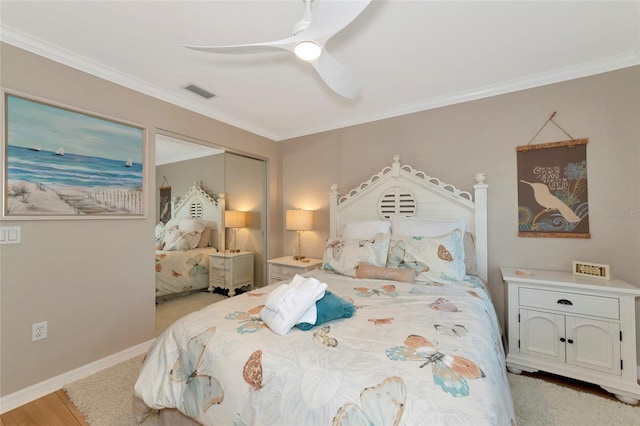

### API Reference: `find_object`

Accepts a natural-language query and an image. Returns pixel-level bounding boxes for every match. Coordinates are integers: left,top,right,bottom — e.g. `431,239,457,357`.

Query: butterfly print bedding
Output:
386,334,485,397
134,269,516,425
169,327,224,417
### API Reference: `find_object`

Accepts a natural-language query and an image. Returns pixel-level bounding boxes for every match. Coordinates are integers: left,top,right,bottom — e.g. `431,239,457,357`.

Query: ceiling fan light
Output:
294,41,321,61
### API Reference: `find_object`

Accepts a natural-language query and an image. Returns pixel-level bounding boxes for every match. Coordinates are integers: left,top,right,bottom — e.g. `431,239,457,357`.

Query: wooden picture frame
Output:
517,139,590,238
2,90,147,219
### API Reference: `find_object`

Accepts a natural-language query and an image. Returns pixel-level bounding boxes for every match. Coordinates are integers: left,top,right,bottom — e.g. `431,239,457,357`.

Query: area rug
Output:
508,373,640,426
155,291,226,336
64,291,226,425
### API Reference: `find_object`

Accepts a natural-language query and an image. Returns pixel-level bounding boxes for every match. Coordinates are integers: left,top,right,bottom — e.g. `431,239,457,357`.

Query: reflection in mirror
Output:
223,153,268,292
154,133,226,310
154,133,267,319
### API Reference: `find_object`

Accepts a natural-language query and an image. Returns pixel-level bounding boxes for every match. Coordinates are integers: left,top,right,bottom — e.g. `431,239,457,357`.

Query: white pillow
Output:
179,218,206,234
342,220,391,240
391,216,466,237
164,218,181,230
322,233,391,277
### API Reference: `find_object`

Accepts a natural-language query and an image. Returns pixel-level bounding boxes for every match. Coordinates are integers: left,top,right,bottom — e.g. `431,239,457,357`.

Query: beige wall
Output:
278,66,640,357
0,43,279,396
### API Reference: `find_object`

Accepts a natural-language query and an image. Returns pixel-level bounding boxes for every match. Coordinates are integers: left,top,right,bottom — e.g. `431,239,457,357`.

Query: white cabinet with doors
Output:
501,267,640,405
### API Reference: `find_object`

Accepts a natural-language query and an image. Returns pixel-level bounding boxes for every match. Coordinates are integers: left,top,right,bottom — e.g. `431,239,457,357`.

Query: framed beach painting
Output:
2,91,147,219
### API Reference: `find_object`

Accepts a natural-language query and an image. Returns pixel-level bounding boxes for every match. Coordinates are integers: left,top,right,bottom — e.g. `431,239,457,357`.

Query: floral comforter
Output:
155,248,218,297
134,269,515,425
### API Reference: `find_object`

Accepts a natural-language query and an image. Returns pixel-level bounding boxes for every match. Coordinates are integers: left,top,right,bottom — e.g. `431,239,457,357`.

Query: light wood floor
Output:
1,390,88,426
2,372,637,425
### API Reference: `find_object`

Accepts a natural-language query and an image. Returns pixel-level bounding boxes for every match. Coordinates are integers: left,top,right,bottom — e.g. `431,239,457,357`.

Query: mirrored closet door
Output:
154,132,267,305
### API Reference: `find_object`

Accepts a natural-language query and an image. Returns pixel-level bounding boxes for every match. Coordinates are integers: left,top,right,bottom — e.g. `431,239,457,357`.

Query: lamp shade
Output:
225,210,246,229
286,209,313,231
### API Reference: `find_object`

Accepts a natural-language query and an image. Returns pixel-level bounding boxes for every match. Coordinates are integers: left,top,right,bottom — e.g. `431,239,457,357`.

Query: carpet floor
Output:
64,292,640,425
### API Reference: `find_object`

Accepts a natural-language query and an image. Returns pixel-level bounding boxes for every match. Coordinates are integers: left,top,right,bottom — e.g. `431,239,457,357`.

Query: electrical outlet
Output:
573,261,611,280
32,321,47,341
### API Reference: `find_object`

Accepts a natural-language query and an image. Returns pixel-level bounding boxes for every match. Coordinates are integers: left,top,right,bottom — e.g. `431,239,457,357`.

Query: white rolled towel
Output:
260,274,327,335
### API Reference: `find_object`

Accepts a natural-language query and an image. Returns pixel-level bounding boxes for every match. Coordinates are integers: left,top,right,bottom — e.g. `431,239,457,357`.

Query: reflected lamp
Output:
225,210,246,253
286,209,313,260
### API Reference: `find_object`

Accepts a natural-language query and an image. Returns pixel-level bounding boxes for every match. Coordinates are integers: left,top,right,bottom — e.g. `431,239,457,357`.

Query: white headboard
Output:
329,155,488,281
172,182,226,250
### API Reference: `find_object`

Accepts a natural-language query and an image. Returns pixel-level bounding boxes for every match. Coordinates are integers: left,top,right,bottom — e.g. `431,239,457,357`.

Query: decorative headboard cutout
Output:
189,200,203,219
378,186,417,218
171,182,225,249
329,155,488,281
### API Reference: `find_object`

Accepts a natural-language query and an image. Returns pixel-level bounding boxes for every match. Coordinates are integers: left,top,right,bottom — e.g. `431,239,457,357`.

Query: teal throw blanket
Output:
296,291,355,330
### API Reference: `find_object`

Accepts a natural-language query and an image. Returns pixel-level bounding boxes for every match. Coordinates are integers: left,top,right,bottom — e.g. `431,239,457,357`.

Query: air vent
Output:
572,261,611,280
183,83,216,99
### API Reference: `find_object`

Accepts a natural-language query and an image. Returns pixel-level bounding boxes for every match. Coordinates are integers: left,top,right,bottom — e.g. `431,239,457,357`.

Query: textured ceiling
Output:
1,1,639,141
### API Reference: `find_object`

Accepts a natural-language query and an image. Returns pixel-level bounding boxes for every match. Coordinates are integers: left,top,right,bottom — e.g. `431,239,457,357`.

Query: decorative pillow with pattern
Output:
322,233,390,277
386,229,466,283
155,222,166,245
162,228,201,251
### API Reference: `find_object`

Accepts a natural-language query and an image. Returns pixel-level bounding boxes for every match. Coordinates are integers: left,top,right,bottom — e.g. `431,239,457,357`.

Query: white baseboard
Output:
0,339,154,414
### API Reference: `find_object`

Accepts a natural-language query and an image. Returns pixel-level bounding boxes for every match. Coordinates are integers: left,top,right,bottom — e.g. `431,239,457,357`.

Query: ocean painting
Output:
4,93,145,217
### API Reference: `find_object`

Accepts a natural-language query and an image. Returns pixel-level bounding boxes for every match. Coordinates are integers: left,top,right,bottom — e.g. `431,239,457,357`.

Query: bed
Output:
135,156,516,425
155,183,225,298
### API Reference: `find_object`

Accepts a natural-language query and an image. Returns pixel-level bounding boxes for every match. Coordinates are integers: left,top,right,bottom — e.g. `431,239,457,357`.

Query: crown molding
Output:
0,25,277,140
3,24,638,142
278,51,640,140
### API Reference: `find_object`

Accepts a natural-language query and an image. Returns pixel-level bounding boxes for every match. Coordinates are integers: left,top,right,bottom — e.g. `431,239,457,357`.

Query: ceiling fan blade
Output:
311,50,361,99
303,0,371,41
184,35,297,55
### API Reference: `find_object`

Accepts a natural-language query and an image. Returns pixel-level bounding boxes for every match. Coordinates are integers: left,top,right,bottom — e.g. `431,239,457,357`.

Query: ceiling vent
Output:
183,83,215,99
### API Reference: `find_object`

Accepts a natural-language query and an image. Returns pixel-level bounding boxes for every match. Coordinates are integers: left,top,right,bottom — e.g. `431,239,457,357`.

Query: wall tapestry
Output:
159,186,171,223
517,139,590,238
3,91,146,219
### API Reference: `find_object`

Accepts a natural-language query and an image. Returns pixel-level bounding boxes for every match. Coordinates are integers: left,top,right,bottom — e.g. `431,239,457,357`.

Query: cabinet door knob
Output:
560,337,566,342
557,299,573,306
567,339,574,344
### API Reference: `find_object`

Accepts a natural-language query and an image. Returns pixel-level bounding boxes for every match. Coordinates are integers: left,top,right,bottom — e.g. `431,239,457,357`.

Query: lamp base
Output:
229,249,240,253
293,255,305,260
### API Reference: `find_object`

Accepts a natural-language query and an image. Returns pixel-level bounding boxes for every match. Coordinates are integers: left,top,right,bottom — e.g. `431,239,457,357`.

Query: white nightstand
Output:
209,251,254,296
501,266,640,405
267,256,323,285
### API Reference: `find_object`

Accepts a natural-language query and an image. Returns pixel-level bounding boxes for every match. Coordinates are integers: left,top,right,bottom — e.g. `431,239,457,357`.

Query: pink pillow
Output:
356,262,414,283
197,227,211,248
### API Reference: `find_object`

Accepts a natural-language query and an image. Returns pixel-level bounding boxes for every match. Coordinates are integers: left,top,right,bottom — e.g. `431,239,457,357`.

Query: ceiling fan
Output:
184,0,371,99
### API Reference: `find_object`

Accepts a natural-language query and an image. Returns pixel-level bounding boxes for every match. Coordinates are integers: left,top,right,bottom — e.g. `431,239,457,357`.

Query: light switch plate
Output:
0,226,21,244
573,261,611,280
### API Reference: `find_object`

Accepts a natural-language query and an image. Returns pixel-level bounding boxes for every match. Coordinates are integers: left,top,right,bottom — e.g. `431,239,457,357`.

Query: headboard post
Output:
391,155,400,177
473,173,488,281
329,184,339,239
